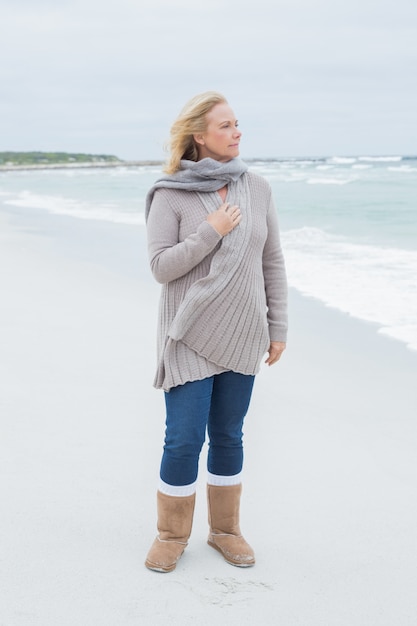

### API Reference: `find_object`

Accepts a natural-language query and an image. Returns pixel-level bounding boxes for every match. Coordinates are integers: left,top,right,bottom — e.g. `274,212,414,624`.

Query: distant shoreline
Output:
0,160,164,172
0,156,350,172
1,155,414,173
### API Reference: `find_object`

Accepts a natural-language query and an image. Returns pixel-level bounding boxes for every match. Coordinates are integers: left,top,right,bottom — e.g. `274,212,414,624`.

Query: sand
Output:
1,204,416,625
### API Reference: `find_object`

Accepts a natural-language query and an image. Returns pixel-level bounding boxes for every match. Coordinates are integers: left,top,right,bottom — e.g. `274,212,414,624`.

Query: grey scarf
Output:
145,157,248,220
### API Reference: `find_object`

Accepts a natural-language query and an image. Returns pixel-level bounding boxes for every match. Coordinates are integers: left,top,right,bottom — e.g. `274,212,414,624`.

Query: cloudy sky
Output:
1,0,416,160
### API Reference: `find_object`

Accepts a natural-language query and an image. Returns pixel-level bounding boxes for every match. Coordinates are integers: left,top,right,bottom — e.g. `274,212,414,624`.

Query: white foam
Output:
329,157,357,164
5,190,145,226
387,165,417,173
281,227,417,352
358,156,402,162
306,177,355,185
378,325,417,351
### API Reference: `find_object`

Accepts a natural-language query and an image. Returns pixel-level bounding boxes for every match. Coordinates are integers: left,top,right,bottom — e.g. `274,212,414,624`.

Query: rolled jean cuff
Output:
207,471,242,486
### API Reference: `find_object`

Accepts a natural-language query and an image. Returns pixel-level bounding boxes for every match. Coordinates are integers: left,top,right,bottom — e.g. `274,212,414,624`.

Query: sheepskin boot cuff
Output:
145,491,196,573
207,483,255,567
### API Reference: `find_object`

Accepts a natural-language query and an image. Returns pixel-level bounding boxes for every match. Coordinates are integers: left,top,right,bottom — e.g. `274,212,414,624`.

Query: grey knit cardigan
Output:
146,171,288,390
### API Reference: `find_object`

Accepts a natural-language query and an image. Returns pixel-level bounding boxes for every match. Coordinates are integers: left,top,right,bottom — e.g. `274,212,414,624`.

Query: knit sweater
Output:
146,171,288,390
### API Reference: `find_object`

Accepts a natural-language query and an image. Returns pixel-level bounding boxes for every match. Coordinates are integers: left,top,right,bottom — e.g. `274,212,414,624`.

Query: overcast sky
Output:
1,0,416,160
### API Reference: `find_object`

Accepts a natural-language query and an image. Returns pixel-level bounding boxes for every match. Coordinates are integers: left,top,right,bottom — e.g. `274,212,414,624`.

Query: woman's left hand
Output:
265,341,286,366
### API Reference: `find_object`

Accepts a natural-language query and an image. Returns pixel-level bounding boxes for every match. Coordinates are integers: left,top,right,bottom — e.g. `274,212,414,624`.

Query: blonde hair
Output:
164,91,227,174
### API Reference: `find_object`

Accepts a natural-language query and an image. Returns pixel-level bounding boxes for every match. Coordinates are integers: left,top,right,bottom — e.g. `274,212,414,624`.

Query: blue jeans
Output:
160,371,255,486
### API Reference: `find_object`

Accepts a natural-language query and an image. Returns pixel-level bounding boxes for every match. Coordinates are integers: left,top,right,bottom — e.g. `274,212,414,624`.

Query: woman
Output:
144,91,287,572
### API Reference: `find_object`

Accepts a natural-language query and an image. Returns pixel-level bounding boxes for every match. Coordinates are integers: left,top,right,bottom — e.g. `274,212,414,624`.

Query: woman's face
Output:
194,102,242,162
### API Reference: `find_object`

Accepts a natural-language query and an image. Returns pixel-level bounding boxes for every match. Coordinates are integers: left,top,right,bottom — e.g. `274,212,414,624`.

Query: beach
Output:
1,200,417,625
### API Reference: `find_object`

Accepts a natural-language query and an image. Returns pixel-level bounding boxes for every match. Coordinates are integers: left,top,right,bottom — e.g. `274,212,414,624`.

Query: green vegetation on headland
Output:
0,151,164,170
0,151,121,167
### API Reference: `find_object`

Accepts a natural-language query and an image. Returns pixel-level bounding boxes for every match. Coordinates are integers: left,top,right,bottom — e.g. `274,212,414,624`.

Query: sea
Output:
1,155,416,352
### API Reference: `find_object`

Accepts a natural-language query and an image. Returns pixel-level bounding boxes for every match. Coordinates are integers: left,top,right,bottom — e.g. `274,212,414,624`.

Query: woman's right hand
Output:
206,202,242,236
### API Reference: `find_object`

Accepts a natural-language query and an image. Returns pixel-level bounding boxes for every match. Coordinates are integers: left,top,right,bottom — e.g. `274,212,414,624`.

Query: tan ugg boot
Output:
145,491,196,573
207,483,255,567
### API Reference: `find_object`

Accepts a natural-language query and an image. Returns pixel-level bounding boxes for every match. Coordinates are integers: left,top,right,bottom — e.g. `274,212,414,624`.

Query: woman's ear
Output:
193,134,205,146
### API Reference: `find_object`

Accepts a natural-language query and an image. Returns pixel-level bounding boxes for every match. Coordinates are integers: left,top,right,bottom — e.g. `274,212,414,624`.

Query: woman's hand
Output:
206,202,241,236
265,341,286,366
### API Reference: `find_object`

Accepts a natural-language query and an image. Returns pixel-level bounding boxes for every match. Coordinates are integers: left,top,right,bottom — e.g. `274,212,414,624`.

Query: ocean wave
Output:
5,190,145,226
108,166,162,177
289,160,317,165
328,157,357,164
387,165,417,173
281,227,417,352
306,177,355,185
358,156,402,162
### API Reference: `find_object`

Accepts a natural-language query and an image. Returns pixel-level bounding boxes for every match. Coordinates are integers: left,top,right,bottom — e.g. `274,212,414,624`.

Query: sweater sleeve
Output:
147,190,222,284
262,191,288,342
